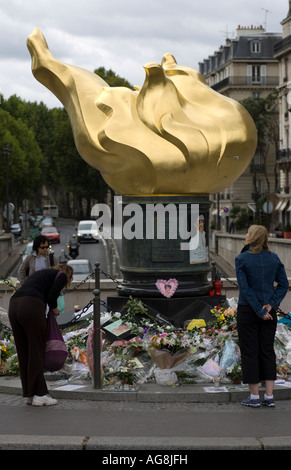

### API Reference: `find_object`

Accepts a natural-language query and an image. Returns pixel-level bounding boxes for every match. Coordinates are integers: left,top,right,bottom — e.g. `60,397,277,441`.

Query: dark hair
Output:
32,234,49,251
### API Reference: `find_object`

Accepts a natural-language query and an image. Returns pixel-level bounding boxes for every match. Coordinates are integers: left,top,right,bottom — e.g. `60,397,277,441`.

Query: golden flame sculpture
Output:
27,28,257,195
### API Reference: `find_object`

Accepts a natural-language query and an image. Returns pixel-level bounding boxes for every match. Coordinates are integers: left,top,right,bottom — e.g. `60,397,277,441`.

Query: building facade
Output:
274,0,291,228
199,25,281,231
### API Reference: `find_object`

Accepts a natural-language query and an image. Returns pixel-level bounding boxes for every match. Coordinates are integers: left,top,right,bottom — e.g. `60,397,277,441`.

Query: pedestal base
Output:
107,294,226,328
117,272,211,297
117,195,211,298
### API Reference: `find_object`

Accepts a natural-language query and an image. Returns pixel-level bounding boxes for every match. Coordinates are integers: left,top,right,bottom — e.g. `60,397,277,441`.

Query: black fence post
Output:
93,262,101,389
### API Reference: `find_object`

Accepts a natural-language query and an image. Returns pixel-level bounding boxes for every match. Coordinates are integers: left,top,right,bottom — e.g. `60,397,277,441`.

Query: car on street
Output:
40,226,60,243
33,215,43,227
21,241,33,262
77,220,99,243
10,223,22,238
39,217,54,229
66,259,94,281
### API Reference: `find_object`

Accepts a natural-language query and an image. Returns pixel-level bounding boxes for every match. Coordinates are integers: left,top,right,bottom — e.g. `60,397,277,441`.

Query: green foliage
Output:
229,206,253,230
229,206,241,220
240,89,279,149
0,65,133,216
0,106,43,205
94,67,134,89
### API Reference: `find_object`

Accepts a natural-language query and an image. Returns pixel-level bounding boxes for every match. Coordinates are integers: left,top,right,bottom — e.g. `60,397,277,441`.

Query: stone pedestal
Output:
117,195,211,298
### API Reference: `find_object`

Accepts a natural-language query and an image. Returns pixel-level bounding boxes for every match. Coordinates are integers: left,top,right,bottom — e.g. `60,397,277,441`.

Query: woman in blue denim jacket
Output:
235,225,289,408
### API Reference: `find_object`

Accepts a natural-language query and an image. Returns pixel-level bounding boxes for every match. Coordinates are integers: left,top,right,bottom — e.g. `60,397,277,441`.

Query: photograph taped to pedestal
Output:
189,214,209,264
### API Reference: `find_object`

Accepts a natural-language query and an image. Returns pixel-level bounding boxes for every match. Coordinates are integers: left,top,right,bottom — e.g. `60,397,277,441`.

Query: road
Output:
11,218,114,280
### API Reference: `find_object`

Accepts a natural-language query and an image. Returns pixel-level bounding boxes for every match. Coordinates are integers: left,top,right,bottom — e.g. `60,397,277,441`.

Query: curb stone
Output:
0,435,290,450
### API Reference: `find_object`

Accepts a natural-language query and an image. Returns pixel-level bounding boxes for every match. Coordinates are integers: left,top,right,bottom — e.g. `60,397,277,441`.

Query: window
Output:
251,41,261,53
252,66,261,83
247,64,266,84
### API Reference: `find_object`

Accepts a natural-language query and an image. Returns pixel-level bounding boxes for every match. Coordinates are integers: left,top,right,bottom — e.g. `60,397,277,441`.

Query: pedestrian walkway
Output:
0,375,291,450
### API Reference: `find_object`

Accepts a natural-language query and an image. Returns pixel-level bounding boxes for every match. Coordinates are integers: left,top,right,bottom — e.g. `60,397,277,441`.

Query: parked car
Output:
40,226,60,243
77,220,99,243
66,259,93,281
21,241,33,262
10,223,22,238
39,217,54,229
33,215,43,227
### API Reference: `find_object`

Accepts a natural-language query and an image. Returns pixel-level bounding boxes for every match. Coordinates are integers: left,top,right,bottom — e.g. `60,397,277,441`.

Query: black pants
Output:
237,305,277,384
8,296,48,398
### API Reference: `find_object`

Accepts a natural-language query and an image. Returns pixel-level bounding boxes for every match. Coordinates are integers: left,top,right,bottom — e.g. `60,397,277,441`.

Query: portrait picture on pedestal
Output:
189,214,208,265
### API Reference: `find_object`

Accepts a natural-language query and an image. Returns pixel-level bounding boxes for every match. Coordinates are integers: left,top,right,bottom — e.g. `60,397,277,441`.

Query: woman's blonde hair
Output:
54,263,74,287
245,225,270,253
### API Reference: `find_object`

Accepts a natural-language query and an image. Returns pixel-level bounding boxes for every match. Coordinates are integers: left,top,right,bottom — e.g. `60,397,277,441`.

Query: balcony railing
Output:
276,149,291,171
276,149,291,161
211,76,279,91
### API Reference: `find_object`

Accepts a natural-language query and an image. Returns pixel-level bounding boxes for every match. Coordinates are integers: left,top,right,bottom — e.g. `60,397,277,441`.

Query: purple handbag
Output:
44,309,68,372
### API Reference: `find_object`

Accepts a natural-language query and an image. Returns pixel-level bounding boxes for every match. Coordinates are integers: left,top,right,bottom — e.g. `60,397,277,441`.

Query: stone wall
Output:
0,235,14,267
211,232,291,276
0,279,118,313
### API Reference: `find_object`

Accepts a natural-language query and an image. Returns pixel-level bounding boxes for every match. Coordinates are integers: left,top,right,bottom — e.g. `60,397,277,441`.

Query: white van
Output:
42,204,59,219
77,220,99,243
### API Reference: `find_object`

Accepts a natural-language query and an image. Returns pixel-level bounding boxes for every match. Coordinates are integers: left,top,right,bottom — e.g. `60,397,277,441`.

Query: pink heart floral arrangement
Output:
155,279,178,298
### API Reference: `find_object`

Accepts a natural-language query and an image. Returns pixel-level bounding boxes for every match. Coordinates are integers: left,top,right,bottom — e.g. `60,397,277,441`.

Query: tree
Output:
0,107,43,218
2,95,56,191
240,90,279,196
94,67,134,89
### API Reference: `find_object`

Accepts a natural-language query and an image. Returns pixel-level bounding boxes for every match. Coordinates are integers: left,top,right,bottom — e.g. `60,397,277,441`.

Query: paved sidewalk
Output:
0,375,291,450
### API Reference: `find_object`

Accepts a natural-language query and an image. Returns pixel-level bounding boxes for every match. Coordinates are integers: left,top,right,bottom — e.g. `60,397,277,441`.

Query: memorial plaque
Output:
152,239,184,262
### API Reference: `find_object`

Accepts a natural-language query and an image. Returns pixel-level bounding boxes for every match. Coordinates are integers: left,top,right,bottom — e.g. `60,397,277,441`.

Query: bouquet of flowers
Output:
226,363,242,384
145,330,193,369
0,339,18,376
0,341,9,363
103,357,140,387
207,302,237,337
0,339,16,364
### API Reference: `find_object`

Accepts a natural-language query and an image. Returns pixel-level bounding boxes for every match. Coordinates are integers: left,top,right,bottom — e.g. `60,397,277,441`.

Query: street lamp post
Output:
3,144,11,232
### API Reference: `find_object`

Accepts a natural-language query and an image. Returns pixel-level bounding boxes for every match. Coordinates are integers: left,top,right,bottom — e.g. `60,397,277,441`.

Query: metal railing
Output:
276,148,291,162
211,76,279,91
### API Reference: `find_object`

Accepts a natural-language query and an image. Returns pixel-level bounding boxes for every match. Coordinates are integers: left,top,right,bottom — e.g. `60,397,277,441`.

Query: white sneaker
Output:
32,394,57,406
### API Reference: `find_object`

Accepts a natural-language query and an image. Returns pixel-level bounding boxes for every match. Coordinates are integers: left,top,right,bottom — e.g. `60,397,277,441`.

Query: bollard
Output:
93,262,101,389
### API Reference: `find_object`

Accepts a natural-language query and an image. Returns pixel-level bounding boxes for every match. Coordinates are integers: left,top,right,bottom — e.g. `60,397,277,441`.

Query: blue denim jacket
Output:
235,247,289,317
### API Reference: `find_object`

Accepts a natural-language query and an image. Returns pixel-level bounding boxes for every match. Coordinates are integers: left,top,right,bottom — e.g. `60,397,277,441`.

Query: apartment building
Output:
199,25,281,231
274,0,291,227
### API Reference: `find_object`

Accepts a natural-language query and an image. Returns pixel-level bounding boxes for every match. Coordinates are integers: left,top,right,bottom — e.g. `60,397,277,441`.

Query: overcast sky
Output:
0,0,288,108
